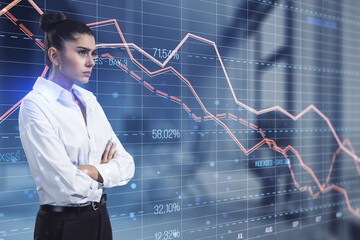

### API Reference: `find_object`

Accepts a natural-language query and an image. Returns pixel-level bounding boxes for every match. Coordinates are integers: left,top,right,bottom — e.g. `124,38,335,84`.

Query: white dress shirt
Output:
18,76,135,206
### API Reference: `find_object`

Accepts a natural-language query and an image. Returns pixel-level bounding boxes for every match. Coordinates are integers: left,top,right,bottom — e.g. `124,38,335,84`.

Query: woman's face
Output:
55,33,96,86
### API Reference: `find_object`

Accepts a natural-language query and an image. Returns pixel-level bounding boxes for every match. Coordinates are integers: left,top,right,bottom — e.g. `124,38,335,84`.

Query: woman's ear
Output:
48,47,60,67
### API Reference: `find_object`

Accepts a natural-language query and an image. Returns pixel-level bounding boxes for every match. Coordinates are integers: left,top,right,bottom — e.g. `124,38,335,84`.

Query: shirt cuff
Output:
98,181,105,189
77,168,101,195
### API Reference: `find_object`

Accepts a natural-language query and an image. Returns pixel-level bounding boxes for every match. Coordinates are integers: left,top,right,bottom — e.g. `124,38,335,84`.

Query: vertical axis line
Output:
274,3,277,237
215,0,218,238
300,0,303,230
180,1,183,239
246,0,249,238
141,1,144,239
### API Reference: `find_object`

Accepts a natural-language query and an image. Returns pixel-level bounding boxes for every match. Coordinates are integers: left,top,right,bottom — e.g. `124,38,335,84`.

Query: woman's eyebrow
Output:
76,46,97,52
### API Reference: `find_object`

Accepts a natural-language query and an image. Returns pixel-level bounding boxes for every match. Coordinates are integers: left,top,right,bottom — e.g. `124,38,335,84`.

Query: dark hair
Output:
39,12,94,69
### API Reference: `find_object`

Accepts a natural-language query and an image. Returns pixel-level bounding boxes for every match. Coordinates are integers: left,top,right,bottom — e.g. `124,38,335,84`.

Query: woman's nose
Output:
87,54,95,67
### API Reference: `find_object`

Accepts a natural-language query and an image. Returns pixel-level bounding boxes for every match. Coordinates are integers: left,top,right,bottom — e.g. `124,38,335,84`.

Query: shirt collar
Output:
32,76,93,103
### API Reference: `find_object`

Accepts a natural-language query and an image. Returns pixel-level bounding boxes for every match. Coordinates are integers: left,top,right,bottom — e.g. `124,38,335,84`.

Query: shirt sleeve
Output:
92,103,135,188
18,99,98,202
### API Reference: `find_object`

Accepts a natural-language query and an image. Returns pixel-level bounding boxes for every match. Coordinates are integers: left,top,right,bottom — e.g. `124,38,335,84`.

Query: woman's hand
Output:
77,140,118,183
101,140,118,164
77,165,103,183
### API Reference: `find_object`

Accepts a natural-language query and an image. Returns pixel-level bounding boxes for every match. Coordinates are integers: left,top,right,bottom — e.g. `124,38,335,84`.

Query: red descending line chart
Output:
1,0,360,239
0,0,360,219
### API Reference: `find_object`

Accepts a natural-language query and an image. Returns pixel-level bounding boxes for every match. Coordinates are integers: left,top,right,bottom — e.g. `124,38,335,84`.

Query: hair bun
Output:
39,12,70,32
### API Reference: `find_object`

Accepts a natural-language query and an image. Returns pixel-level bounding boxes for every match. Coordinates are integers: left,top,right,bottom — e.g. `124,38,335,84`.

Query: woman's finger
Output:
105,141,117,161
101,140,112,163
112,150,118,159
105,142,113,162
108,142,117,160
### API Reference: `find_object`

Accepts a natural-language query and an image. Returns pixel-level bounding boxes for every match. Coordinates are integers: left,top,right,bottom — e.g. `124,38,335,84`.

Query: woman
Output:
18,12,135,240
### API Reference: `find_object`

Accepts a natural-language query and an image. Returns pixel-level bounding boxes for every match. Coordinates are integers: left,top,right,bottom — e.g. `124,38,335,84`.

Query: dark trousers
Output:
34,202,112,240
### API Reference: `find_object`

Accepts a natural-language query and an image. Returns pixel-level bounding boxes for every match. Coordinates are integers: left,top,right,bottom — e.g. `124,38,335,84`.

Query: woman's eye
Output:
78,51,86,55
